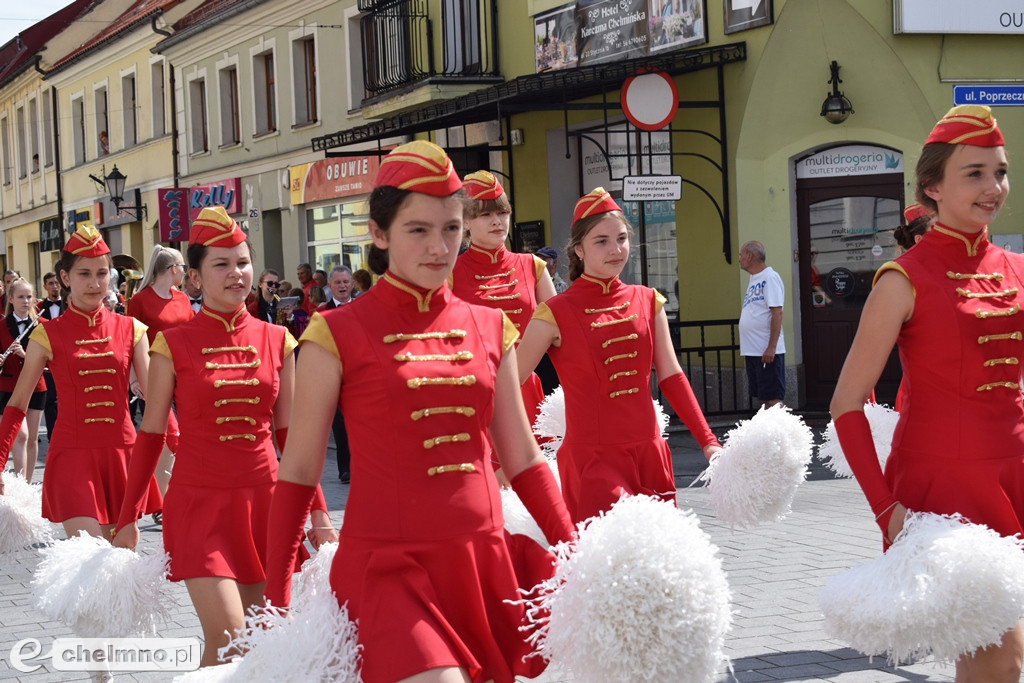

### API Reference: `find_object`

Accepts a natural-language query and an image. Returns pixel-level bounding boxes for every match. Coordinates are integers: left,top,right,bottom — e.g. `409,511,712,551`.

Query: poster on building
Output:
723,0,773,34
289,155,383,205
158,188,188,242
535,0,706,72
536,5,578,72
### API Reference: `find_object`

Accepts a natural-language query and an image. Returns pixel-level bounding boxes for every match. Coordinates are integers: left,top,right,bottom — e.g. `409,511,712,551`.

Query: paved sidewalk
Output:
0,422,993,681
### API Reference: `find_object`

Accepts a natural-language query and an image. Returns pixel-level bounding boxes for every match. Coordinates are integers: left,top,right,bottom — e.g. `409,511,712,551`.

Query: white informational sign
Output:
622,175,682,201
796,145,904,179
895,0,1024,34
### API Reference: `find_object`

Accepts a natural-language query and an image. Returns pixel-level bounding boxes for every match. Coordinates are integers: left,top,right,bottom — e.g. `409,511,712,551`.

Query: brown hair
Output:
893,214,934,250
566,210,632,281
56,250,113,293
914,142,958,213
463,193,511,220
4,279,37,320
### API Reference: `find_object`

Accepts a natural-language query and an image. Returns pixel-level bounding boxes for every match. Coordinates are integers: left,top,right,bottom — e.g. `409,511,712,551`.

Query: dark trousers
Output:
331,408,350,478
42,371,57,439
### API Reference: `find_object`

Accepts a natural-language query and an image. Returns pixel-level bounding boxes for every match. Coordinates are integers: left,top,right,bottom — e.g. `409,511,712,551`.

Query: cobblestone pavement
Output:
0,419,991,681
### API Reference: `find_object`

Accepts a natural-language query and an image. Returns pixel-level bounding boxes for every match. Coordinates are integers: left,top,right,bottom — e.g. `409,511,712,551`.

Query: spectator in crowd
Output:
296,263,316,314
536,245,569,294
98,130,109,156
279,287,309,338
318,265,355,484
182,272,203,313
0,279,45,482
37,272,63,440
248,269,280,324
352,268,372,295
313,268,328,299
739,240,786,408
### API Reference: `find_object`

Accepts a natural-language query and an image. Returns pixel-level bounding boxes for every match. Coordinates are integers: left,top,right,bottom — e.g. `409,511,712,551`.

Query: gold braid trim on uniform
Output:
84,418,116,424
604,351,638,365
503,308,523,315
205,360,261,369
214,397,260,406
422,433,472,449
602,333,639,348
407,375,477,389
411,406,476,420
975,304,1020,319
586,302,631,314
394,351,474,362
947,271,1004,281
86,401,115,408
78,368,116,375
427,463,477,476
609,370,638,381
383,330,467,344
979,331,1023,344
485,293,522,301
84,385,112,392
202,345,257,354
984,357,1019,367
610,388,640,398
217,416,257,425
77,351,114,358
955,287,1018,299
591,314,638,328
214,378,260,387
478,279,518,290
219,433,257,442
977,382,1021,392
475,269,515,280
75,336,112,345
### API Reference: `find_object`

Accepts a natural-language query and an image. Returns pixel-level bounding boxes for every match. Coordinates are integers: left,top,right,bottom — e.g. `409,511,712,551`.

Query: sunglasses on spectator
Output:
265,281,280,288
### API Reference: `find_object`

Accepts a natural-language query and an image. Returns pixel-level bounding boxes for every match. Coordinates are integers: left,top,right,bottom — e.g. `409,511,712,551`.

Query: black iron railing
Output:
665,318,752,418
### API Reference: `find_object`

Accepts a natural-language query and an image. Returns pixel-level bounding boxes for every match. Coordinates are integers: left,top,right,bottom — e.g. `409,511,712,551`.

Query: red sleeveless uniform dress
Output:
0,316,46,396
29,304,159,523
154,305,302,582
450,244,547,429
303,273,549,683
535,274,672,524
877,225,1024,536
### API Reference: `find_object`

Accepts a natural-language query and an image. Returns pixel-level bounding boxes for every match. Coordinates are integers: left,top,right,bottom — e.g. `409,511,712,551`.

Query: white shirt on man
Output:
739,266,785,356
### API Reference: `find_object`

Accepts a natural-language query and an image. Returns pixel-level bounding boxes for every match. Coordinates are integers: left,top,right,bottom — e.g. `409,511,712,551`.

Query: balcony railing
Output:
359,0,498,100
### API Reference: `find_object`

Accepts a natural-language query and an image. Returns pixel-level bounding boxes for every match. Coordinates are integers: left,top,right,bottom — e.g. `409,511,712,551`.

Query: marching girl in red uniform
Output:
113,207,335,667
127,244,194,497
516,189,721,524
449,171,556,479
833,107,1024,681
0,279,46,482
0,225,159,541
264,141,573,683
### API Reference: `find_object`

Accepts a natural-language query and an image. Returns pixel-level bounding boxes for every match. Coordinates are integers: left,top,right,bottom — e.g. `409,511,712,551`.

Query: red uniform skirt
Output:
41,445,160,524
557,435,676,524
162,481,308,583
330,527,550,683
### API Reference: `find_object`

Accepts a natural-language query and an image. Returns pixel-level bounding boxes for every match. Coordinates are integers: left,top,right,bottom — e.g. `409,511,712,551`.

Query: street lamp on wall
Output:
88,164,148,220
820,61,854,125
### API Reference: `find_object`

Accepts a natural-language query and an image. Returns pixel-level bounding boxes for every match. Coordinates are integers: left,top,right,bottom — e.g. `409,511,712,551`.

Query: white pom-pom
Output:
701,405,812,527
32,532,173,637
817,402,900,478
523,495,731,682
501,461,561,546
533,387,670,456
653,397,670,438
177,543,361,683
820,512,1024,664
0,473,55,552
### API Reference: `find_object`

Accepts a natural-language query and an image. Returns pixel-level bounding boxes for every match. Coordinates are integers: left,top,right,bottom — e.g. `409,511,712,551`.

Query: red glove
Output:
165,410,180,454
264,479,316,608
311,485,328,513
659,372,719,449
115,431,165,533
0,406,26,471
834,411,897,535
510,462,574,546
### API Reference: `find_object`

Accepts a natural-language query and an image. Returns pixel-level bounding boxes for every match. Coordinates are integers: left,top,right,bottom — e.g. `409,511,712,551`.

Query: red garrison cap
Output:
903,203,931,224
462,171,504,201
925,105,1004,147
572,187,621,223
64,223,110,257
189,206,247,247
374,141,462,197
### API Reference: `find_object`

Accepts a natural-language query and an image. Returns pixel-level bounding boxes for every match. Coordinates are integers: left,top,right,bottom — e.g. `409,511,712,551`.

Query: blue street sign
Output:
954,85,1024,107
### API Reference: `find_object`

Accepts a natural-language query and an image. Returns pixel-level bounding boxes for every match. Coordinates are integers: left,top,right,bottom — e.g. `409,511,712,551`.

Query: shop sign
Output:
290,155,383,205
954,85,1024,107
39,217,63,252
157,178,241,242
896,0,1024,33
158,188,188,242
65,208,91,234
796,145,903,179
188,178,241,220
95,189,142,229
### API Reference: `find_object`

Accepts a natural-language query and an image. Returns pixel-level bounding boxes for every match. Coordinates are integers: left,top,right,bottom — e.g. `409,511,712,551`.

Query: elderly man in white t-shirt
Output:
739,240,785,408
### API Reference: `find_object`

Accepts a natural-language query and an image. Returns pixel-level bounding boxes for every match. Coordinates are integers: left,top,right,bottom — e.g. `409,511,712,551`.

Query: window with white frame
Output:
188,77,209,154
94,86,108,157
219,65,241,146
15,105,26,179
71,95,86,165
253,49,277,135
122,72,137,147
151,60,166,137
306,199,372,274
42,91,53,166
292,35,318,126
28,98,39,173
1,115,11,185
